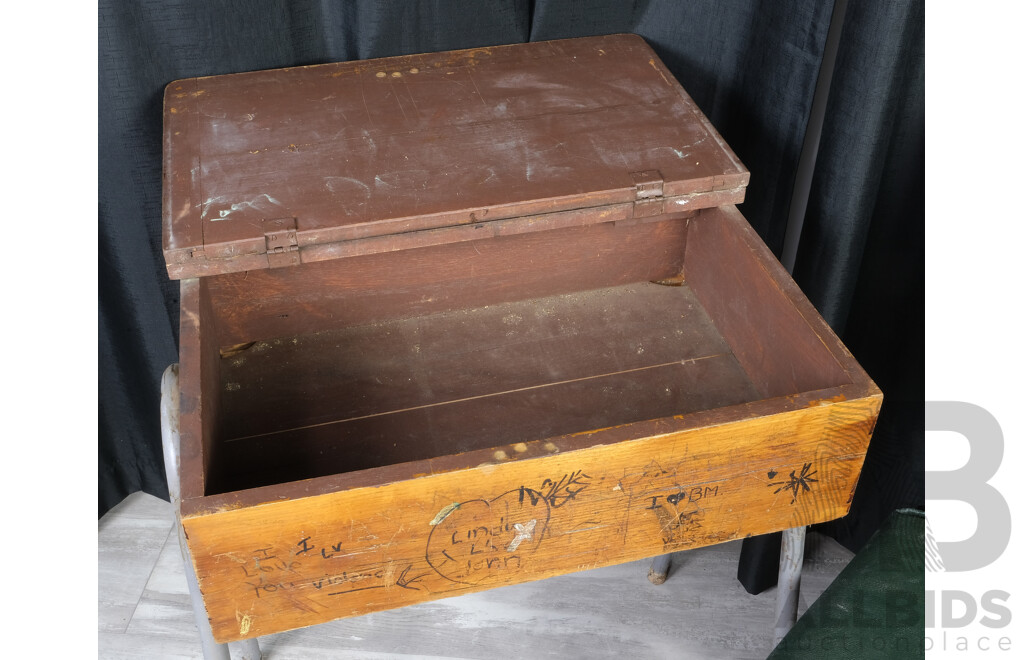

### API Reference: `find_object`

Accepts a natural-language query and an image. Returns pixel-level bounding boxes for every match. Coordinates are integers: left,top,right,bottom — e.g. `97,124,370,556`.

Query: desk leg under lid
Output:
161,364,262,660
648,553,672,585
647,526,806,644
774,526,806,646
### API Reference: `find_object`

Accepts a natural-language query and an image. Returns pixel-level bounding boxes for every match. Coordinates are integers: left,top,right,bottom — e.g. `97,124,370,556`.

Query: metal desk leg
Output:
773,526,806,646
162,364,262,660
648,553,672,585
647,528,805,644
234,637,262,660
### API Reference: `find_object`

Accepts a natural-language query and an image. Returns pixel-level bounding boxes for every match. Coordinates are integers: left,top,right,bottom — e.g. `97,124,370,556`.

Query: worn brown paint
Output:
684,205,852,397
163,35,880,643
205,214,692,347
162,34,747,279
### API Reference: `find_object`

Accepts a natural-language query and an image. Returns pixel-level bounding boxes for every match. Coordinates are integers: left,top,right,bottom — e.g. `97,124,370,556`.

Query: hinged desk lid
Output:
162,33,748,279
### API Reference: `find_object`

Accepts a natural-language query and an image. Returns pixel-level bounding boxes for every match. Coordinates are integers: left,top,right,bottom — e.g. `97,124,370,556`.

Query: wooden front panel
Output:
183,394,879,643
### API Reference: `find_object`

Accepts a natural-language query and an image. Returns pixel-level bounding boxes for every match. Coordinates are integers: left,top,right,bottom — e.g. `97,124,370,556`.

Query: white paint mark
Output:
201,195,229,219
372,169,430,190
236,611,252,636
506,519,537,552
175,200,191,222
652,146,688,159
324,176,372,197
207,194,284,221
361,130,377,156
430,502,460,526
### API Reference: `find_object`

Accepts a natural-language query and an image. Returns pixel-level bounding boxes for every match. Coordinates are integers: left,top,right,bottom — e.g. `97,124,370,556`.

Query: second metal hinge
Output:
630,170,664,218
263,217,300,268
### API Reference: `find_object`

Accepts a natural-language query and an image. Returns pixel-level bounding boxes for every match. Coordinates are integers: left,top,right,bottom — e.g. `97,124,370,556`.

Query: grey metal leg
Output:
179,525,230,660
773,526,806,646
162,364,262,660
648,553,672,585
234,638,263,660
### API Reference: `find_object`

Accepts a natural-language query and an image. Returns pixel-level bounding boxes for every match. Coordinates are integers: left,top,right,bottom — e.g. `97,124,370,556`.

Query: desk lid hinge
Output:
263,217,300,268
630,170,664,218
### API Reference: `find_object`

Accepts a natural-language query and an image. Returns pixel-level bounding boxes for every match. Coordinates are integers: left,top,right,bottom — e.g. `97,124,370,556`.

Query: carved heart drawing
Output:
425,487,551,585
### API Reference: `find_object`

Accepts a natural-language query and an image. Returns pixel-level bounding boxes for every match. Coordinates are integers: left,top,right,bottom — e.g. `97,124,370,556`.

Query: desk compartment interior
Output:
184,206,851,497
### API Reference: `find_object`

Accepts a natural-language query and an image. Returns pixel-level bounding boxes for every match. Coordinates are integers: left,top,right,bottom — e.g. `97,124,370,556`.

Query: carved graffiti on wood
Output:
425,487,551,585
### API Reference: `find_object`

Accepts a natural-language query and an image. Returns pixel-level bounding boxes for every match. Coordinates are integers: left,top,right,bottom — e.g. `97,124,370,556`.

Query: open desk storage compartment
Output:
163,34,880,642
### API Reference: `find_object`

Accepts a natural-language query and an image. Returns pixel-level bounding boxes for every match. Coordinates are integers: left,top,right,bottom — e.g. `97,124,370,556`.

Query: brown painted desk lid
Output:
162,33,748,279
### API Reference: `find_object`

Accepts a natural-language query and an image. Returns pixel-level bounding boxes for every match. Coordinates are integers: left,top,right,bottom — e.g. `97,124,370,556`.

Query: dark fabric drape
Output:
530,0,834,254
98,0,924,587
98,0,533,515
796,0,925,550
738,0,924,593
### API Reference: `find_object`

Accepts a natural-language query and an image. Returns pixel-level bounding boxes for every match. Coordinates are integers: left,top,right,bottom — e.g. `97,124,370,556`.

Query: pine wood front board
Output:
184,393,878,642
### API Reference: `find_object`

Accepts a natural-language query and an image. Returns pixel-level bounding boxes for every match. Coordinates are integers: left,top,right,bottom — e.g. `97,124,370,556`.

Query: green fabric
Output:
768,509,924,659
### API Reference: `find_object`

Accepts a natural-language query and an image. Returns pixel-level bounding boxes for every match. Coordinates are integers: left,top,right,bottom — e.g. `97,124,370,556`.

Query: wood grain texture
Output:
100,492,857,660
207,283,759,493
176,278,212,501
183,394,879,642
684,205,856,398
204,215,689,348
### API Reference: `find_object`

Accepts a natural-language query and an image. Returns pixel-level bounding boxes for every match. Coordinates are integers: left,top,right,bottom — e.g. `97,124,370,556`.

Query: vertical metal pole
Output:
234,637,263,660
780,0,849,274
162,364,253,660
178,526,231,660
773,526,806,646
648,553,672,585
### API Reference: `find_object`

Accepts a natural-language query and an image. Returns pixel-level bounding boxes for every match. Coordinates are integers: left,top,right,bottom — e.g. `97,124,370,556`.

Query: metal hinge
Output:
630,170,664,218
263,217,300,268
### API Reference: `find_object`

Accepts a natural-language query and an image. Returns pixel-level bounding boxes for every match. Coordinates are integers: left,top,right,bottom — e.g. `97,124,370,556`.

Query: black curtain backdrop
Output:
98,1,923,590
